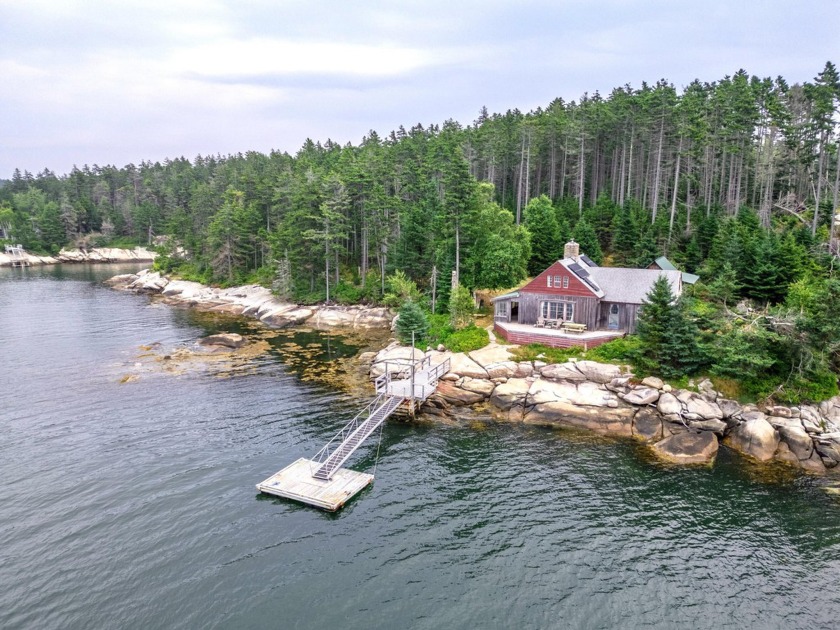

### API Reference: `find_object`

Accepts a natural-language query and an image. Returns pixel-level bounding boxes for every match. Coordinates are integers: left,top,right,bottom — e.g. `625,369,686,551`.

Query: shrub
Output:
427,313,454,346
586,336,641,363
445,325,489,353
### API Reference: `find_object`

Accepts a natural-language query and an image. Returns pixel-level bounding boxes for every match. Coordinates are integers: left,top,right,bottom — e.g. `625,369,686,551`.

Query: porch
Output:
494,321,624,349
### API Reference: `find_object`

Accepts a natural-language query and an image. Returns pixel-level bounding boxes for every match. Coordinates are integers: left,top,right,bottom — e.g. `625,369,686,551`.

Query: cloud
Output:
0,0,837,176
170,38,435,80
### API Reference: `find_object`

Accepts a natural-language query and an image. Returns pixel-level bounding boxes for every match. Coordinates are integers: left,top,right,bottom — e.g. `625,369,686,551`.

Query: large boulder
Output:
129,270,168,293
573,360,623,384
104,273,138,287
681,392,723,421
458,377,496,397
723,418,780,462
632,408,663,442
261,306,314,328
489,378,531,410
777,425,814,460
540,362,587,381
528,379,618,408
355,307,393,329
433,381,487,406
652,431,719,465
447,352,489,379
641,376,664,389
524,400,634,436
687,418,727,435
622,386,660,406
657,392,682,416
310,307,357,328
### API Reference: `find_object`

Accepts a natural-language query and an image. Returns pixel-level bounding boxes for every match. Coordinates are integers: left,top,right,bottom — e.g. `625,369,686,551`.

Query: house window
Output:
540,301,574,321
562,276,569,288
552,275,562,287
497,301,508,317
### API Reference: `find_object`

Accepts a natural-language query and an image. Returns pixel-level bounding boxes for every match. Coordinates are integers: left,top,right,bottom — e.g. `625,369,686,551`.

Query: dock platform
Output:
256,457,374,511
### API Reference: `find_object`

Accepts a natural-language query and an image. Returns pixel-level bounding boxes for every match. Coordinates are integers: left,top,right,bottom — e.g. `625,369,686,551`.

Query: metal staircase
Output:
311,394,405,480
309,355,451,481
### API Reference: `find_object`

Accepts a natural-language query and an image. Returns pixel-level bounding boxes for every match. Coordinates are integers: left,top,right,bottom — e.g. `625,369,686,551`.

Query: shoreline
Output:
363,342,840,474
0,246,156,267
106,268,840,476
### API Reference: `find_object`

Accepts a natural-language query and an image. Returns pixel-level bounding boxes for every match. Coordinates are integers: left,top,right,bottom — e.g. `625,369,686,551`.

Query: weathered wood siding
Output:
510,292,600,328
521,261,598,298
597,302,642,333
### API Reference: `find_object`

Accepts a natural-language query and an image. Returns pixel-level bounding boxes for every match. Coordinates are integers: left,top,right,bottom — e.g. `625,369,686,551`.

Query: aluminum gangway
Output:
257,352,450,511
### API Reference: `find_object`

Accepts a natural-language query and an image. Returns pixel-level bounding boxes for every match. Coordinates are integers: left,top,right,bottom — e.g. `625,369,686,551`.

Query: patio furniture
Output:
561,322,587,334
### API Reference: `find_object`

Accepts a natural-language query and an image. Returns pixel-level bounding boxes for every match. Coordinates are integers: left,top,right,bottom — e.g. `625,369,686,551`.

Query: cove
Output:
1,265,840,629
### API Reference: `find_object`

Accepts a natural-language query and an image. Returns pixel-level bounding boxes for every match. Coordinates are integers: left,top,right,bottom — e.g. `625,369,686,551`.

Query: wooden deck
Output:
257,458,373,511
495,321,624,349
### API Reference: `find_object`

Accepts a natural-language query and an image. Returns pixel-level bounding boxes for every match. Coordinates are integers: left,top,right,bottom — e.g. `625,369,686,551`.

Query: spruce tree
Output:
635,276,701,379
523,195,561,275
396,300,429,345
571,218,603,263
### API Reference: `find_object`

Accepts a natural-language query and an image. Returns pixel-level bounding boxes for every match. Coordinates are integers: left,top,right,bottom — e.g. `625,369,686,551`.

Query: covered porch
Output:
494,321,624,350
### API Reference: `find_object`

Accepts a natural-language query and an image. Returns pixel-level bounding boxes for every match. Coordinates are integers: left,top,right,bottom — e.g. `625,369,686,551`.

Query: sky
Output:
1,0,837,179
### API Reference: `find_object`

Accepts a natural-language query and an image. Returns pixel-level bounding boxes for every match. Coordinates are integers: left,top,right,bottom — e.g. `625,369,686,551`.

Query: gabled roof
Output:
587,268,682,304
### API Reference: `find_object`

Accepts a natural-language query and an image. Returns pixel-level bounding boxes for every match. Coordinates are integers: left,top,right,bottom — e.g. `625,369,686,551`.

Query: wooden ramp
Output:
256,458,373,511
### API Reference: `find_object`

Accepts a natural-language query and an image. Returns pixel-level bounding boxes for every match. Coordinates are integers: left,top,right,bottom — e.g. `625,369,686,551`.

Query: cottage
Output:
491,241,682,347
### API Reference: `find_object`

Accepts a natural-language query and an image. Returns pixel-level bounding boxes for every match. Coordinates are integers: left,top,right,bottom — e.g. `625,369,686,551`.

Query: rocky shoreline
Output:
107,269,840,475
363,342,840,474
106,268,395,330
0,246,156,267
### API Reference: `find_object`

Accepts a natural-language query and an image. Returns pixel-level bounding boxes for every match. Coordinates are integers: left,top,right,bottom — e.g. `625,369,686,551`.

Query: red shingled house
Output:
491,241,682,348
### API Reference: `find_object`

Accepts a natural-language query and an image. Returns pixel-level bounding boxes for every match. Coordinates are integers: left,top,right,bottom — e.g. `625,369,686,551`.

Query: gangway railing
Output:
308,348,451,481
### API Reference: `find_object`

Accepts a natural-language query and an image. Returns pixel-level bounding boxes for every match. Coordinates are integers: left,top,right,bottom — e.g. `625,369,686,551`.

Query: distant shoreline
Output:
0,246,156,267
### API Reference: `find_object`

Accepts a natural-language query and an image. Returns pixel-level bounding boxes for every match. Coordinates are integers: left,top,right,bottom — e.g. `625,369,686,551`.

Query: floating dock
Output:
257,458,374,511
257,350,450,511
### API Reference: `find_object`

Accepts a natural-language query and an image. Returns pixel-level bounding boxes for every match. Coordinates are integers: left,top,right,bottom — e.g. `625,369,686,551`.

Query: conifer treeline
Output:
1,63,838,302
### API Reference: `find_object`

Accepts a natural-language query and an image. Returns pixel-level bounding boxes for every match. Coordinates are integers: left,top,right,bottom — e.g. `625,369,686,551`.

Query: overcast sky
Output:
1,0,837,179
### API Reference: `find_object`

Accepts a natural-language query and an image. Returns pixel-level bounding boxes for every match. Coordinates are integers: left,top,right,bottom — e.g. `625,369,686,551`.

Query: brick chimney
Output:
564,240,580,259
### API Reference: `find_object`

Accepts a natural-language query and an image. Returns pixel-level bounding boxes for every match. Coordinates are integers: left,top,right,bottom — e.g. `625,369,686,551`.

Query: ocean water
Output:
1,264,839,630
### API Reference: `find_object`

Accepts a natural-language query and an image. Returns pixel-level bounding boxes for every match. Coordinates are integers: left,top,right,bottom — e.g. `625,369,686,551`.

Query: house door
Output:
608,304,620,330
510,301,519,323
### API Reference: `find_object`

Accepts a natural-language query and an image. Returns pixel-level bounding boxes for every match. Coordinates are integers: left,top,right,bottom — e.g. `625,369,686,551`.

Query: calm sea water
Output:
1,265,839,630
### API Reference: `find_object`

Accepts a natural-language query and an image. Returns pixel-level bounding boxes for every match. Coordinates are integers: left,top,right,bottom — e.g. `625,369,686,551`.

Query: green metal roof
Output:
654,256,678,271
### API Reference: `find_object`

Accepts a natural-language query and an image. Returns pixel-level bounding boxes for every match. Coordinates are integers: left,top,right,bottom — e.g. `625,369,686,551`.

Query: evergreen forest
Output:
2,62,840,402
